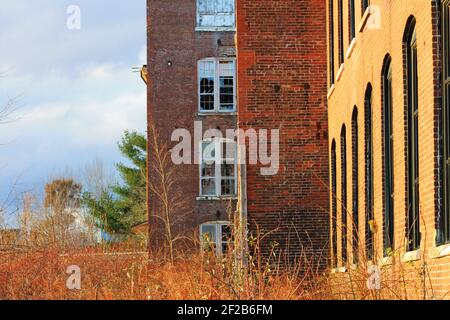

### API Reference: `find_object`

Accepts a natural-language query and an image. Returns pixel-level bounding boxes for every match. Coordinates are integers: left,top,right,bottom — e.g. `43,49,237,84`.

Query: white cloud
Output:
0,0,147,211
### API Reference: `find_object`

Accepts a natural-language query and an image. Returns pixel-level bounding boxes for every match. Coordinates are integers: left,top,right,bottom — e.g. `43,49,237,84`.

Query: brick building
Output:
146,0,238,253
146,0,330,266
327,0,450,297
236,0,330,267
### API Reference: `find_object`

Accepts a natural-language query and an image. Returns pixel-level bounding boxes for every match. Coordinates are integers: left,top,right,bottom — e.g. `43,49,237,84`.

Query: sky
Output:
0,1,147,225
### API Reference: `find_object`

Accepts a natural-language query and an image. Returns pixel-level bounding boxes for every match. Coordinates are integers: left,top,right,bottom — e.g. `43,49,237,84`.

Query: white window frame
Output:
198,58,237,113
200,221,231,255
196,0,236,32
199,138,238,197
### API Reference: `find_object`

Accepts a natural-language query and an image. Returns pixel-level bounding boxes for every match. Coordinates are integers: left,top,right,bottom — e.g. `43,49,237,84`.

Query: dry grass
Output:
0,243,334,300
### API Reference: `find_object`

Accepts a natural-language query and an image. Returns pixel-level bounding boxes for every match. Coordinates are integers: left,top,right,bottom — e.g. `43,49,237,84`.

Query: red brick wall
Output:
147,0,237,246
236,0,330,268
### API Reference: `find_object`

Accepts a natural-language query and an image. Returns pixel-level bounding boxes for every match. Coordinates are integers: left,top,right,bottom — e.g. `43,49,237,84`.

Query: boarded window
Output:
197,0,235,29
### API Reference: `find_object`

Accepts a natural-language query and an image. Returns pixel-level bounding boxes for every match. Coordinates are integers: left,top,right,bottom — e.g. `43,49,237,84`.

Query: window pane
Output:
202,141,216,162
220,76,234,111
221,179,235,195
202,164,216,177
221,224,232,253
221,224,232,241
202,179,216,195
201,224,217,250
221,163,234,177
222,141,236,161
200,94,215,111
199,60,215,111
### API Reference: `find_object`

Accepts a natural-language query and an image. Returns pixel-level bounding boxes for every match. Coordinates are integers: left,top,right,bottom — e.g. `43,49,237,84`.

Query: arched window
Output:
404,17,420,251
338,0,344,65
349,0,356,41
331,140,338,267
364,84,374,260
440,0,450,245
351,107,359,264
341,125,348,265
329,0,335,85
382,55,394,256
362,0,370,15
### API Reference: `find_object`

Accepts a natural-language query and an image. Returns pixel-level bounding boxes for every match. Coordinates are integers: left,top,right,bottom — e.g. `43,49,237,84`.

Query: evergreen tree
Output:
82,130,147,234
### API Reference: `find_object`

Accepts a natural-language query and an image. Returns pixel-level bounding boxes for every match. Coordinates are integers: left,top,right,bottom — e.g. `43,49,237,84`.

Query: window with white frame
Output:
196,0,235,30
200,139,237,197
198,58,236,113
200,222,232,255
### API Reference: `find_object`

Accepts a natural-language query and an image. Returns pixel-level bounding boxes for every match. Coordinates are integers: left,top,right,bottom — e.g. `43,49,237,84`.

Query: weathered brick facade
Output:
147,0,237,245
327,0,450,298
236,0,330,268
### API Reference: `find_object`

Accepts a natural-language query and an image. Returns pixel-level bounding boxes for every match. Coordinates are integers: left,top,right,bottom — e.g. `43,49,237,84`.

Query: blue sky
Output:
0,1,147,224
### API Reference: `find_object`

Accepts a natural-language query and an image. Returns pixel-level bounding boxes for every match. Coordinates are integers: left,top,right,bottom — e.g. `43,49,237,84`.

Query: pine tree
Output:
82,130,147,234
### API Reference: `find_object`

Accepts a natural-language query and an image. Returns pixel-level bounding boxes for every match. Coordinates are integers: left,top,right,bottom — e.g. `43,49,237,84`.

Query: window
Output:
341,125,348,265
331,140,338,268
364,84,374,260
200,222,232,255
441,0,450,244
329,0,335,85
200,139,237,197
198,58,236,113
338,0,344,65
382,56,394,256
351,107,359,264
349,0,356,41
405,19,420,251
362,0,370,15
196,0,235,31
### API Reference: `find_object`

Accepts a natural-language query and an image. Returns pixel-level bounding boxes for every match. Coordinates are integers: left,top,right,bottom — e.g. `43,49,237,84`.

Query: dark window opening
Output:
364,84,374,260
383,56,395,256
329,0,335,85
362,0,370,15
349,0,356,41
331,140,338,268
351,108,359,264
341,125,348,265
405,20,420,252
338,0,344,65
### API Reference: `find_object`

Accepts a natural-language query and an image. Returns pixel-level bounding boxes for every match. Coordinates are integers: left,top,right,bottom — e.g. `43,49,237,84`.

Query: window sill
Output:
402,249,421,262
430,243,450,259
327,84,335,100
358,7,371,33
346,38,357,59
336,63,345,82
195,26,236,32
330,266,347,273
196,196,237,201
197,111,237,117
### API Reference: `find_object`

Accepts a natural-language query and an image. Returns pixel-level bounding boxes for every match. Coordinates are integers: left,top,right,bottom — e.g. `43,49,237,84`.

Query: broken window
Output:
200,222,232,255
200,139,237,197
197,0,235,30
198,58,236,112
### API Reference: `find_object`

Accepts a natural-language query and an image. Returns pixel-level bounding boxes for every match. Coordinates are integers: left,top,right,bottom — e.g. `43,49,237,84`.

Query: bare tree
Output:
82,157,115,199
148,125,190,263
